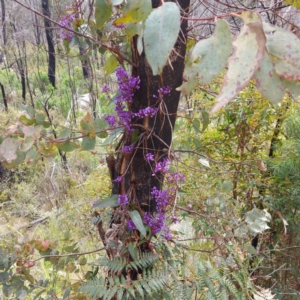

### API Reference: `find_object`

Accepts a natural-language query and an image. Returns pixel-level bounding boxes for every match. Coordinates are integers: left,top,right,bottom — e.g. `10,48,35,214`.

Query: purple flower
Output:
166,172,185,185
134,107,158,118
102,85,110,93
145,153,154,161
114,176,123,183
171,215,179,223
153,158,169,174
122,144,134,154
158,86,171,95
104,114,116,127
58,14,75,41
128,220,136,230
118,194,129,206
112,68,140,132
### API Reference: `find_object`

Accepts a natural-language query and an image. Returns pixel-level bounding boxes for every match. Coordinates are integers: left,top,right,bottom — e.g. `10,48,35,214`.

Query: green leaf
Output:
20,137,34,152
0,138,20,163
103,54,118,76
177,19,232,94
2,148,26,168
57,141,78,152
264,22,300,81
114,0,151,25
144,2,180,75
35,113,46,125
63,287,71,300
81,136,96,151
26,149,41,163
93,195,119,209
95,0,113,29
19,114,35,126
284,80,300,98
125,23,142,39
58,128,71,139
80,112,95,136
202,111,210,132
95,119,108,138
254,51,286,104
211,12,266,113
130,210,146,236
102,127,123,146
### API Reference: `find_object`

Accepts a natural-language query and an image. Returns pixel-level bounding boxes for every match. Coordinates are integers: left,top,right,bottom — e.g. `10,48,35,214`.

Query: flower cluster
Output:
166,172,185,187
134,107,158,118
153,86,171,99
118,194,129,207
145,153,155,161
142,187,172,236
58,13,75,41
104,114,116,127
113,68,141,132
153,158,169,174
104,68,162,131
122,144,134,154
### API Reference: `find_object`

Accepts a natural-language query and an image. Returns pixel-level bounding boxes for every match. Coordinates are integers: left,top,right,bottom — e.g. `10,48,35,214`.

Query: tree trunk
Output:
41,0,55,88
0,82,7,112
1,0,7,45
79,45,90,79
112,0,189,219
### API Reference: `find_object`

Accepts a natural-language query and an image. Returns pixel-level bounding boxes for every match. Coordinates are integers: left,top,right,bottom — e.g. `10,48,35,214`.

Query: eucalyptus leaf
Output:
81,136,96,151
95,0,113,29
212,12,266,113
144,2,180,75
114,0,151,25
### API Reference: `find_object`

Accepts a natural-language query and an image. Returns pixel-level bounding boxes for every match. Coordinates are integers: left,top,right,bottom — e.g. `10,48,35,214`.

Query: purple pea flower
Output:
118,194,129,206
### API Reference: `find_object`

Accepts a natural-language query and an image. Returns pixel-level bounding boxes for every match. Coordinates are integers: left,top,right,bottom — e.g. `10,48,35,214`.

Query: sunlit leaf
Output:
144,2,180,75
264,22,300,81
0,138,20,162
80,112,95,136
20,136,34,152
125,23,142,39
103,54,118,76
177,19,232,94
199,157,210,168
130,210,146,236
114,0,151,25
81,136,96,150
211,12,266,113
93,195,119,209
57,141,78,152
95,0,113,29
254,51,286,104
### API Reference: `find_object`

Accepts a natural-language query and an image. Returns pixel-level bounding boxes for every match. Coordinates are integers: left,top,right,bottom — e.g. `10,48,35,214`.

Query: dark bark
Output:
34,12,41,46
1,0,7,45
79,45,90,79
112,0,190,214
0,82,7,111
41,0,55,88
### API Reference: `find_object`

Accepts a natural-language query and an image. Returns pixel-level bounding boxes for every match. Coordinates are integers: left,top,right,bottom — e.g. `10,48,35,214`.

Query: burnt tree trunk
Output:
42,0,55,88
1,0,7,45
0,82,7,112
111,0,189,218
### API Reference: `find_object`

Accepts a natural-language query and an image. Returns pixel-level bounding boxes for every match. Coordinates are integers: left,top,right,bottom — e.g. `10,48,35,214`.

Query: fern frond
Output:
127,252,160,270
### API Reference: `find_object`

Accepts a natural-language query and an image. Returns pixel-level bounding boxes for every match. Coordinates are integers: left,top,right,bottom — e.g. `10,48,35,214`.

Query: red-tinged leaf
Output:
211,12,266,113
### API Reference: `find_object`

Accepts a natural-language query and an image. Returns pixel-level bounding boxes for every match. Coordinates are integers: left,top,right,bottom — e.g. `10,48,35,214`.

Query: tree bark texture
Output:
41,0,55,88
111,0,190,214
0,82,8,112
1,0,7,45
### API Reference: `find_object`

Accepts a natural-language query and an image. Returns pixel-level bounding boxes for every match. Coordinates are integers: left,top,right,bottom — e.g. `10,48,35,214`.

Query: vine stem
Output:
30,247,106,263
